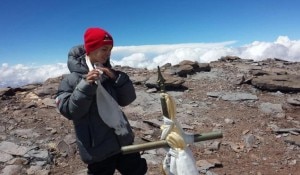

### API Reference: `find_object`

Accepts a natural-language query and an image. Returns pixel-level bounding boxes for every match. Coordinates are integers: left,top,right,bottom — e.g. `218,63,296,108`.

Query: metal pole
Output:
121,131,222,154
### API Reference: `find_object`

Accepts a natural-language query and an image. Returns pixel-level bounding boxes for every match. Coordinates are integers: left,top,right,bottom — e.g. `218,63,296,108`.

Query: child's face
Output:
89,45,113,64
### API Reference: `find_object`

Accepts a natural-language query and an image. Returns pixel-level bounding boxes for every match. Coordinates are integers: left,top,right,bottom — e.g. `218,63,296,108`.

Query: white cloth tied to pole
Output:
86,56,128,136
160,93,199,175
160,117,194,145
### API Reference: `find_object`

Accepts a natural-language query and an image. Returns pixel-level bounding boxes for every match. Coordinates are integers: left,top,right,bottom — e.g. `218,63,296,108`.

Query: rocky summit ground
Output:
0,57,300,175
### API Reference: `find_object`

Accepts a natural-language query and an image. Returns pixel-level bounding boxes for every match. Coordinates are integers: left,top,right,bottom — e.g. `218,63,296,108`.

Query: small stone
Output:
288,159,297,165
208,141,221,151
7,158,28,165
225,118,235,124
51,129,57,135
243,130,250,135
243,134,257,148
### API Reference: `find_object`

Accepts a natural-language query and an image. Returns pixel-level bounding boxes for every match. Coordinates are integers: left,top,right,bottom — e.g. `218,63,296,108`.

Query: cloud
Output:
111,41,236,69
238,36,300,61
0,63,68,88
112,36,300,69
1,36,300,88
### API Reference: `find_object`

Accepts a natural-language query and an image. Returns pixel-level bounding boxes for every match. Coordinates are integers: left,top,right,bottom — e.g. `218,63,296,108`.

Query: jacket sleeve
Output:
113,71,136,107
56,74,97,120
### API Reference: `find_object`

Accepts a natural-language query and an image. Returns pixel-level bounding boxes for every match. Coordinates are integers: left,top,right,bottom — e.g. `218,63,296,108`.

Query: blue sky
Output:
1,0,300,65
1,0,300,87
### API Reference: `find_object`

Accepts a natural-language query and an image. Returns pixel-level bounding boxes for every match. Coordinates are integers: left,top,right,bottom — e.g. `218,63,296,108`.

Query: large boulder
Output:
251,74,300,92
34,75,64,97
174,60,211,77
145,74,185,90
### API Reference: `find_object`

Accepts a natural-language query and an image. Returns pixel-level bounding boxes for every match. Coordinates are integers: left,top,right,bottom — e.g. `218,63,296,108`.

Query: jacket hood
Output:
67,45,89,74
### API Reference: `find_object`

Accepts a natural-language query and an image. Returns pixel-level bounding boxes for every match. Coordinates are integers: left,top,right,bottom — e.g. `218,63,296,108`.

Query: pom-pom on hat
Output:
84,27,113,54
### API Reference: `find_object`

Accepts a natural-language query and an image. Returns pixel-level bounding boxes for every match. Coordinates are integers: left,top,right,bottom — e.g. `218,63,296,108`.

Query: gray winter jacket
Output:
56,45,136,164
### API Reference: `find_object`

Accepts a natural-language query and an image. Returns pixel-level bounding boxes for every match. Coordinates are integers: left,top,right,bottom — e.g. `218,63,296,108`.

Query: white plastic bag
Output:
96,81,129,136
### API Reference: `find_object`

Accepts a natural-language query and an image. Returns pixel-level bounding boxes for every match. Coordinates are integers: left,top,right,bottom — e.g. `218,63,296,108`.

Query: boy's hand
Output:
85,69,101,84
97,67,116,80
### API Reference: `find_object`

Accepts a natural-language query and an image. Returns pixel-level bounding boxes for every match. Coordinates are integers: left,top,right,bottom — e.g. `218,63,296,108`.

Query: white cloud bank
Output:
1,36,300,88
0,63,68,88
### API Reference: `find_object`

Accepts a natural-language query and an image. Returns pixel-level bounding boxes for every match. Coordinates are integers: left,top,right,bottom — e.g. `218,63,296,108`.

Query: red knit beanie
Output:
84,27,113,54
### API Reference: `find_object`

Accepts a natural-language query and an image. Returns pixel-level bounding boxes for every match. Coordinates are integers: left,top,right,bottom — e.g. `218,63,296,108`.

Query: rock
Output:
219,56,241,62
0,151,13,163
39,98,56,108
225,141,244,152
141,153,163,165
274,128,300,134
251,74,300,92
26,165,43,175
208,141,221,151
207,92,258,101
1,165,23,175
19,84,39,91
0,125,6,132
24,101,37,109
34,84,58,97
284,135,300,146
27,166,50,175
34,76,63,97
129,120,151,131
24,149,50,162
174,60,211,77
130,74,149,85
206,171,219,175
197,159,222,171
0,87,15,97
63,134,76,145
74,169,88,175
221,93,258,101
146,88,157,93
0,141,32,156
288,159,297,166
175,64,194,77
25,92,40,100
207,92,224,98
198,63,211,72
178,60,197,67
243,134,257,148
225,118,235,124
233,74,245,85
259,102,283,114
286,97,300,106
143,119,163,128
7,158,28,165
11,129,40,139
161,63,172,68
145,74,185,90
56,140,71,156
